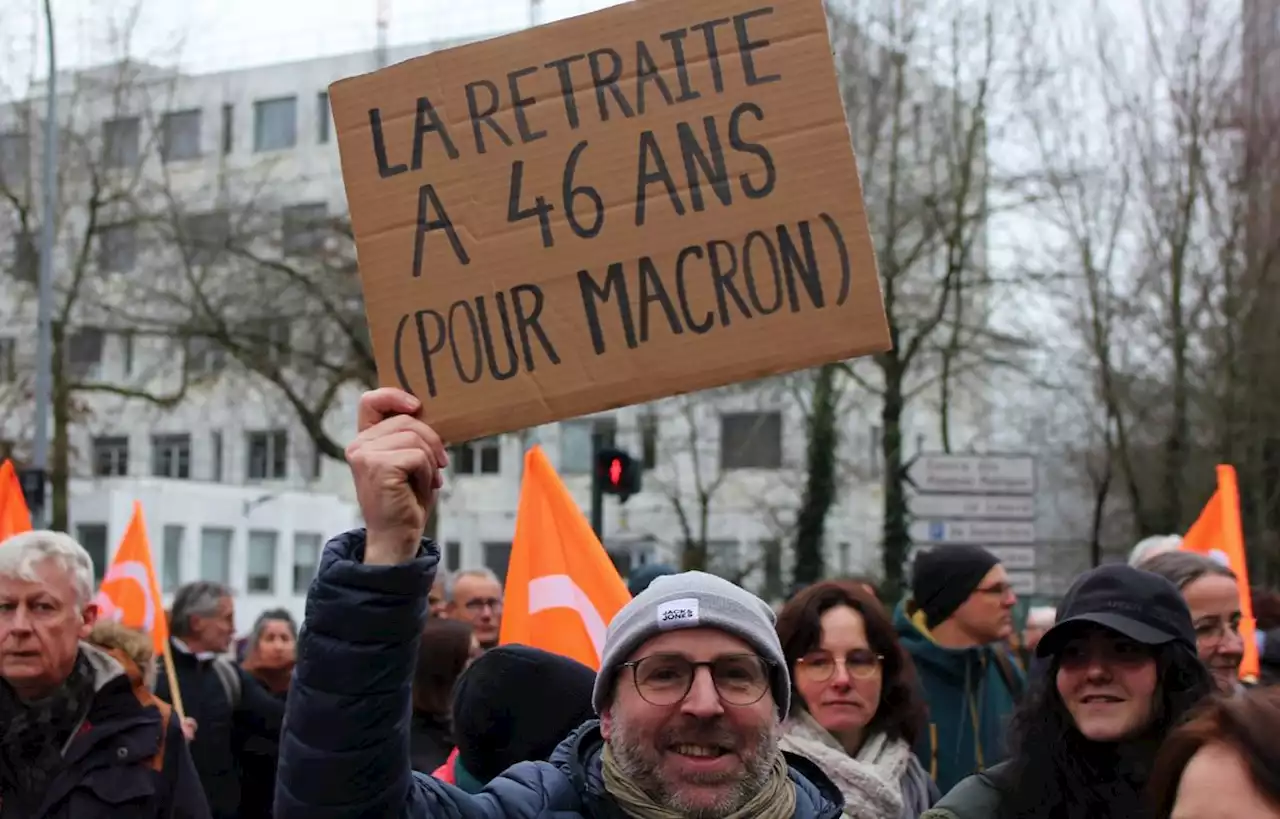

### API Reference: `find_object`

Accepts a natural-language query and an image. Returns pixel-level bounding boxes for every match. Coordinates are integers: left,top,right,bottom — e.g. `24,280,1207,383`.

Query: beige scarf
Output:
779,710,916,819
602,743,798,819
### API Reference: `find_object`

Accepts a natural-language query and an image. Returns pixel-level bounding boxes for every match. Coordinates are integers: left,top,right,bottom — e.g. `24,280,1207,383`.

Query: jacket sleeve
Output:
274,529,450,819
163,708,213,819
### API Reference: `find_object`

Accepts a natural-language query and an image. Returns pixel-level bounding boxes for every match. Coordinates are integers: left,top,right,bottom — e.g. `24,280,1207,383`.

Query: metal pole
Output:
590,431,603,540
32,0,57,527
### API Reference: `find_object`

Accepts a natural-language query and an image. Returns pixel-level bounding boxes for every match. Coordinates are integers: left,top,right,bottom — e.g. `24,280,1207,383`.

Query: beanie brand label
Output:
657,598,700,628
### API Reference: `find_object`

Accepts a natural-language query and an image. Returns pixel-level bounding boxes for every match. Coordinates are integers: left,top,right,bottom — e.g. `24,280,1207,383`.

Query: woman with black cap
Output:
920,564,1215,819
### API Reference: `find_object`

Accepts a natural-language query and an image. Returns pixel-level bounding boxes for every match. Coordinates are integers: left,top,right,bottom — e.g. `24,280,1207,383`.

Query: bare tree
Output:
824,0,1037,597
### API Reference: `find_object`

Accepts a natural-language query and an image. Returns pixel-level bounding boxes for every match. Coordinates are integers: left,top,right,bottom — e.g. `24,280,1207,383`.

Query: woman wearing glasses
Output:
1138,551,1248,692
776,580,937,819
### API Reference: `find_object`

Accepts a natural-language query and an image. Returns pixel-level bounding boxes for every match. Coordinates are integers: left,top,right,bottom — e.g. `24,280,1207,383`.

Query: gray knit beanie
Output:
592,571,789,717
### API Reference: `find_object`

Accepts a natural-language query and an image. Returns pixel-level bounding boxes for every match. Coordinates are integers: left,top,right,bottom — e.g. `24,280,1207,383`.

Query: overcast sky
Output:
1,0,626,92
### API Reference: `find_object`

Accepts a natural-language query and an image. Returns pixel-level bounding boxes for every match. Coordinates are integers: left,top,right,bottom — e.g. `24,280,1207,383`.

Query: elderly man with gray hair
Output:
0,530,209,818
154,581,286,819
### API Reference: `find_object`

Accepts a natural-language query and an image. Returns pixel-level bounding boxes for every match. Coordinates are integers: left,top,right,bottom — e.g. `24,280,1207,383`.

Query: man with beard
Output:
274,388,842,819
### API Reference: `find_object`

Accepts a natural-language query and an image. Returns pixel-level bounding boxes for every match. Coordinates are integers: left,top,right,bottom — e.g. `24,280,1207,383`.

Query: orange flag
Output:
95,502,169,654
1181,465,1258,681
0,460,33,542
498,446,632,669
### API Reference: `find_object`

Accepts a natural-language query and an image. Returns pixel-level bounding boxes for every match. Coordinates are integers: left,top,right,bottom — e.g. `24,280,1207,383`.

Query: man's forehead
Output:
0,560,77,600
627,627,754,662
982,564,1008,584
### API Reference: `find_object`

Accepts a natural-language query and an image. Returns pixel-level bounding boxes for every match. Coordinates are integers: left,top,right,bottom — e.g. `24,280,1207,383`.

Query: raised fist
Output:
346,388,449,564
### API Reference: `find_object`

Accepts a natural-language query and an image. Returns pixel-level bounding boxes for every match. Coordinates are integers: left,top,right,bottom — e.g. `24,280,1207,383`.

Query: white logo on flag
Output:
528,574,609,663
657,598,699,628
95,560,157,632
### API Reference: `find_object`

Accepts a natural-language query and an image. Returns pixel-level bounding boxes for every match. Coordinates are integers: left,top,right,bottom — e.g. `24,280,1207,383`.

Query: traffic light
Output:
594,448,642,502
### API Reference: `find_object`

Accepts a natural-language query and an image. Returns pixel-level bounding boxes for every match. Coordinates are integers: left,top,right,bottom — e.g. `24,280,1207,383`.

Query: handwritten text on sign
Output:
330,0,889,443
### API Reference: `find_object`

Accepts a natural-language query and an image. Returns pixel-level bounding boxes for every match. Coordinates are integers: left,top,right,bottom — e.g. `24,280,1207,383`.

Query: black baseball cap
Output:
1036,564,1197,658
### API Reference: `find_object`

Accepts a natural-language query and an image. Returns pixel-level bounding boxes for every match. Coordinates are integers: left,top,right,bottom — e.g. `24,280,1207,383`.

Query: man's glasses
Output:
463,597,502,613
795,649,884,681
975,582,1015,598
620,653,772,707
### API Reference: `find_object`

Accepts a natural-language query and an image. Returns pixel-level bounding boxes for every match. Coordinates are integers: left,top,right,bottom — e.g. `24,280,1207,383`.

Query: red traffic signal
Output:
595,448,641,502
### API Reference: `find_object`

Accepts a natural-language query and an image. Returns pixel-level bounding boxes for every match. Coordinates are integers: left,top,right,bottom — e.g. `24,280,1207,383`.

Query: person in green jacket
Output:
893,546,1024,795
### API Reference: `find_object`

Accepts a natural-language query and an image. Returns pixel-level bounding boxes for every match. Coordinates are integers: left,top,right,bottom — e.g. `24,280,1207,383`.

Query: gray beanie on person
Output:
592,571,789,717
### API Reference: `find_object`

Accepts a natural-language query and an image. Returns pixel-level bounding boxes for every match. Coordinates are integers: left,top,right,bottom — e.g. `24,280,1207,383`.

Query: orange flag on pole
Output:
498,446,632,669
95,502,169,654
0,460,33,542
1181,465,1258,681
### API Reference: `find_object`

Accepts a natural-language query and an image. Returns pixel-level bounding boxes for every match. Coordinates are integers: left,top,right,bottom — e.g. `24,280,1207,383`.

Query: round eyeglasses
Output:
794,649,884,682
619,653,773,707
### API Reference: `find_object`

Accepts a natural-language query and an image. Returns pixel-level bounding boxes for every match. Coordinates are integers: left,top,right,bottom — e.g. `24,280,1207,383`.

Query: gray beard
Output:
607,717,779,819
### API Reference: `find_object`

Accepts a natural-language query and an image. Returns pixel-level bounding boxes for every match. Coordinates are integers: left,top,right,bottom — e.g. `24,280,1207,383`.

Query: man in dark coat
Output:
0,530,210,818
275,388,844,819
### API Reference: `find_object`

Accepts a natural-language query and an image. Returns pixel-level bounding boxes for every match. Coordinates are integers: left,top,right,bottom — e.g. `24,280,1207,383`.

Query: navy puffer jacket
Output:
275,529,844,819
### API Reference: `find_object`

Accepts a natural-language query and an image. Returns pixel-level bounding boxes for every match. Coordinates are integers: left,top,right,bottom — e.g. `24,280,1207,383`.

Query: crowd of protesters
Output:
1,385,1278,818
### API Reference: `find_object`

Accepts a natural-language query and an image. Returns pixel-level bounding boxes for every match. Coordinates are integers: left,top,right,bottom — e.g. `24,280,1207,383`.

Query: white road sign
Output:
1006,570,1036,596
908,454,1035,494
909,520,1037,545
986,546,1037,570
908,494,1036,520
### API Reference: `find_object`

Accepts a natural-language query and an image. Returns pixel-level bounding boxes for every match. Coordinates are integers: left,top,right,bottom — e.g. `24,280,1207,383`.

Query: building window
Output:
161,525,184,591
0,131,28,186
0,337,15,383
317,91,331,143
247,530,278,593
102,116,140,169
719,411,783,470
243,318,291,367
75,524,109,583
292,532,322,593
247,430,288,480
450,438,501,475
559,418,616,474
12,228,38,283
98,223,137,273
160,109,202,161
66,328,105,377
483,542,512,583
281,202,328,255
186,336,226,377
445,541,461,571
118,331,134,376
199,527,232,584
91,436,129,477
640,413,659,469
211,430,224,482
183,210,230,266
151,433,192,479
254,96,297,152
220,103,234,154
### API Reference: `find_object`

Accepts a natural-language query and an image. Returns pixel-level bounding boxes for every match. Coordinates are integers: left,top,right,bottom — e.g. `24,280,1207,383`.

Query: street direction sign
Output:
986,546,1036,570
908,493,1036,520
908,454,1035,495
1006,570,1036,596
909,520,1037,545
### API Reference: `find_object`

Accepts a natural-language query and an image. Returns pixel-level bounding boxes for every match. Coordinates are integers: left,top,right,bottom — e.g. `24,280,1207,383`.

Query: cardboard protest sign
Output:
329,0,889,443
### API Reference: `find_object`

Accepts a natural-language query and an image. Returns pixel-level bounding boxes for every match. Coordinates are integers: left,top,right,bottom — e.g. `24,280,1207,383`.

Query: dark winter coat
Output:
274,529,845,819
0,643,210,819
153,639,286,819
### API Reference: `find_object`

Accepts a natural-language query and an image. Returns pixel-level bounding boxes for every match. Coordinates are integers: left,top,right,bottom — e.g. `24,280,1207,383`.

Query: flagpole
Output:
160,638,186,722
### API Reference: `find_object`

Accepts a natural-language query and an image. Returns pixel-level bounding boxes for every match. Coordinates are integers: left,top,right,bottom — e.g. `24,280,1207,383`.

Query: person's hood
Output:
892,600,994,683
548,721,844,819
99,646,144,689
79,641,128,693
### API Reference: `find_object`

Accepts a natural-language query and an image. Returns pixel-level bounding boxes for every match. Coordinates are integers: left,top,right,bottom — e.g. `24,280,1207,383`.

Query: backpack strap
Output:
212,657,242,709
991,648,1025,702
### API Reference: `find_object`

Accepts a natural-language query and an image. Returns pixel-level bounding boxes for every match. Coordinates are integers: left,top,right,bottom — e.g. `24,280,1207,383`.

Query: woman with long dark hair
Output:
922,565,1214,819
410,618,479,774
776,580,936,819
